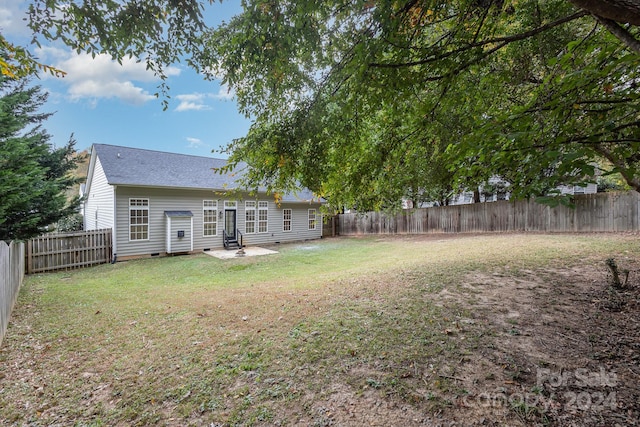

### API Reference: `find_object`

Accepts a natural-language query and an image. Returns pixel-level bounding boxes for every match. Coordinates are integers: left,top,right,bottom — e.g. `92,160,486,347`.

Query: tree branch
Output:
592,144,640,192
568,0,640,25
500,137,640,152
368,11,589,69
594,15,640,54
575,98,636,104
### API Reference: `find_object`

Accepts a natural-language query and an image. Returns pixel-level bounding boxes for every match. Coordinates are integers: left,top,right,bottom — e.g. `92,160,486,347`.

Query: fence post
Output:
1,241,25,347
26,239,32,275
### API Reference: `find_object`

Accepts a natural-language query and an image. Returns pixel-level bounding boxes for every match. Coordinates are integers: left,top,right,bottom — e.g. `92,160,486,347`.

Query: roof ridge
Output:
93,143,229,162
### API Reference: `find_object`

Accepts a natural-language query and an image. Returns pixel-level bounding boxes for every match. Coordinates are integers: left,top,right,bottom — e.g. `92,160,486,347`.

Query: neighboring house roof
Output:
91,144,320,203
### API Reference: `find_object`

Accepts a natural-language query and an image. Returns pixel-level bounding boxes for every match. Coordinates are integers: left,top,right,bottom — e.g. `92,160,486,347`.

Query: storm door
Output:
224,209,236,238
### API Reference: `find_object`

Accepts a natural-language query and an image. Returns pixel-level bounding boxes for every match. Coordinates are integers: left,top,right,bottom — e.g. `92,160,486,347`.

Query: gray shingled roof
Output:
93,144,319,203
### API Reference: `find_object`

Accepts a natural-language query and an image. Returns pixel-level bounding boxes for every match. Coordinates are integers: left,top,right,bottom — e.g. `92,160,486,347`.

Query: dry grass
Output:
1,233,639,426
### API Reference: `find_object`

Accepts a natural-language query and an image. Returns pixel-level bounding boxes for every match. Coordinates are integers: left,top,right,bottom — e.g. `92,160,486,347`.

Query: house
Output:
403,176,598,209
82,144,323,260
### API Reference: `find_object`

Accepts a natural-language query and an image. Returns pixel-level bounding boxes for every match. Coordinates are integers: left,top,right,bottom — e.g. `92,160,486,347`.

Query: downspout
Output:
111,184,118,264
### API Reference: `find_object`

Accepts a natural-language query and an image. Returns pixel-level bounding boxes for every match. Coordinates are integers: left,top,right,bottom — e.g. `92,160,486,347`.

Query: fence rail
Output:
1,241,25,346
339,191,640,235
26,229,113,274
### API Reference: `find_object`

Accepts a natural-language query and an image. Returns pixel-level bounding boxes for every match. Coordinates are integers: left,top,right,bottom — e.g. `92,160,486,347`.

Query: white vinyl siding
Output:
129,199,149,240
203,200,217,236
308,209,317,230
83,156,114,230
283,209,292,232
113,188,322,257
166,213,193,253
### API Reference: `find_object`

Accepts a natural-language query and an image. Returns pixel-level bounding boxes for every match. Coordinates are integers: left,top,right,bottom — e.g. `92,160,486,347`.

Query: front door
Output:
225,209,236,237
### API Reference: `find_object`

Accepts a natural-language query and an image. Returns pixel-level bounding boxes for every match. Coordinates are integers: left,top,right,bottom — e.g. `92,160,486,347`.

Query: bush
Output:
55,214,83,233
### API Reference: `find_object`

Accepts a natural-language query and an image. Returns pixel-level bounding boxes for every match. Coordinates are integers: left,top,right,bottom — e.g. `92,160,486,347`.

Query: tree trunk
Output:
567,0,640,25
595,16,640,54
593,144,640,194
473,188,481,203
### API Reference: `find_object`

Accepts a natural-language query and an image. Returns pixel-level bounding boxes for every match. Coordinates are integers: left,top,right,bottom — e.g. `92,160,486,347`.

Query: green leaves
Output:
17,0,640,209
0,70,83,241
26,0,208,81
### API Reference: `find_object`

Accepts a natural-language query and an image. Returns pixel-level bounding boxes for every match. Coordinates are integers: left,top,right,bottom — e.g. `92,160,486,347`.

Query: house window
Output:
203,200,217,236
258,201,268,233
129,198,149,240
224,200,237,210
245,201,256,234
283,209,292,232
308,209,317,230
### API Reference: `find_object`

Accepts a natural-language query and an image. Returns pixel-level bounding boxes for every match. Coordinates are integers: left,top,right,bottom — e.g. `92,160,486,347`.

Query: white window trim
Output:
224,200,237,210
258,201,268,233
308,209,317,230
129,198,150,241
283,208,292,232
245,201,256,234
203,200,218,237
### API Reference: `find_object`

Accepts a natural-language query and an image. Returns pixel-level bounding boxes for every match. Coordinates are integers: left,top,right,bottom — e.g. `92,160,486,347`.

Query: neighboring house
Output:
82,144,323,260
403,176,598,209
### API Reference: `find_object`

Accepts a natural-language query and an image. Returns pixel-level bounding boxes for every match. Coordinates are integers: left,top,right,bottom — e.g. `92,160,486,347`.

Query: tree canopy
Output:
0,67,82,241
10,0,640,210
204,0,640,209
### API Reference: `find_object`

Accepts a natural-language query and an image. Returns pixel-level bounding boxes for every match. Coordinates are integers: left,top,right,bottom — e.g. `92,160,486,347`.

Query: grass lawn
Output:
1,233,639,426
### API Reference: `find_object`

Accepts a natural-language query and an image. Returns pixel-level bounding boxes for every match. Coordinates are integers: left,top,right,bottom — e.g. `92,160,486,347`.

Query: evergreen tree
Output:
0,68,82,241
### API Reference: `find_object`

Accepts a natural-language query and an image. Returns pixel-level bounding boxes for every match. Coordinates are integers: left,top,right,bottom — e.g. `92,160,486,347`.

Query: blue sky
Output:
1,0,250,158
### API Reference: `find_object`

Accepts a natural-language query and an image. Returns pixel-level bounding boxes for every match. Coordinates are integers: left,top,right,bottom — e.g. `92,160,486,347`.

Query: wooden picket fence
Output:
339,191,640,235
1,241,25,346
26,229,113,274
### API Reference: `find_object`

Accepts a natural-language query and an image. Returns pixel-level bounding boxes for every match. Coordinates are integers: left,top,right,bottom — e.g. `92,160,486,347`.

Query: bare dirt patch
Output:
268,235,640,426
436,262,640,426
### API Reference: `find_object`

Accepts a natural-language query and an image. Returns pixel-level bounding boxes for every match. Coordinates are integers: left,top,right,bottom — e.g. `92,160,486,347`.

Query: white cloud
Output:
186,137,205,148
35,46,71,63
175,101,208,112
0,6,14,31
1,2,182,106
175,93,210,112
60,53,180,82
0,2,30,37
213,84,235,100
173,85,236,112
35,49,181,105
176,93,206,103
202,65,224,81
68,79,154,105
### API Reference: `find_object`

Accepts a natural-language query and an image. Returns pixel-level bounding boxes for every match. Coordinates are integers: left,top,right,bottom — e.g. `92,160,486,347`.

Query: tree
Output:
17,0,210,107
0,34,66,79
11,0,640,209
203,0,639,209
0,68,82,241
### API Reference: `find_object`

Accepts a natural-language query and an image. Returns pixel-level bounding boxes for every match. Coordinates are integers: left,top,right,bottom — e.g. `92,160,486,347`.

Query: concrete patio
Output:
203,246,279,259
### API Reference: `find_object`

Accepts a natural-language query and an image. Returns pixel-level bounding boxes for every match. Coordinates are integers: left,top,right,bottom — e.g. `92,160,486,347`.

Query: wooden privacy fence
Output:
323,215,338,237
27,229,113,274
339,191,640,235
1,241,25,346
